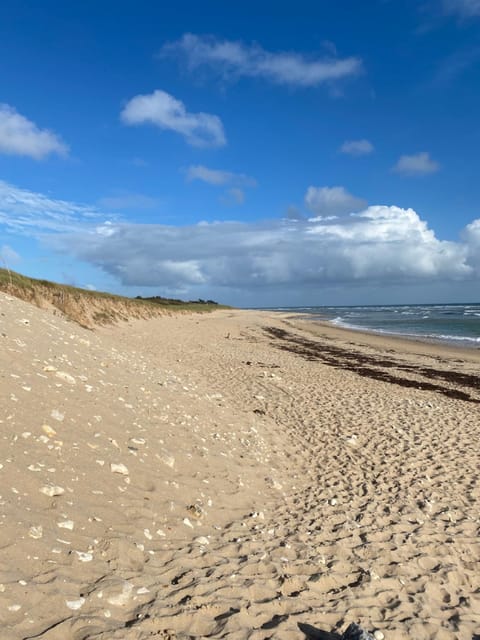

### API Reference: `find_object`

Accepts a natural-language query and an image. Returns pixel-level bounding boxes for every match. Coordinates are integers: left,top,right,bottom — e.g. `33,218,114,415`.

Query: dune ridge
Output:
0,268,222,329
1,291,479,639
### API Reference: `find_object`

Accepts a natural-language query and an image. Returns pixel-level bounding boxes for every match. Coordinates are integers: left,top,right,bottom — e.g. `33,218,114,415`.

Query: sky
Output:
0,0,480,307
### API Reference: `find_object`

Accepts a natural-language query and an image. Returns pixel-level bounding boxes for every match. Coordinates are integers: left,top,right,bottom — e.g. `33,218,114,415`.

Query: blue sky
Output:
1,0,480,306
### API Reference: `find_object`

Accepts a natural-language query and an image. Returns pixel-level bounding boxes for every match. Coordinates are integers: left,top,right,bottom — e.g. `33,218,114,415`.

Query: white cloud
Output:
121,89,226,148
186,165,230,185
340,139,374,156
443,0,480,17
462,218,480,269
393,152,440,176
0,104,68,160
163,34,362,88
98,192,158,210
305,186,367,218
46,205,478,292
0,180,106,233
1,179,479,300
186,164,256,187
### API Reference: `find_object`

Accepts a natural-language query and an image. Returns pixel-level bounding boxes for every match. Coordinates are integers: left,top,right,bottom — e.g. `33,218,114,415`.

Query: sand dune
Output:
1,291,479,639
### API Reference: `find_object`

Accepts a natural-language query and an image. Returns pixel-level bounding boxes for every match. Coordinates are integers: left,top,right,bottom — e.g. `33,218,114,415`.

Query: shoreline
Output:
1,296,479,639
324,319,480,351
289,314,480,362
260,306,480,352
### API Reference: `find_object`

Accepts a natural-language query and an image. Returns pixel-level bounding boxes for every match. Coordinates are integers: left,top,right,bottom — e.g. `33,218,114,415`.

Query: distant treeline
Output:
135,295,218,306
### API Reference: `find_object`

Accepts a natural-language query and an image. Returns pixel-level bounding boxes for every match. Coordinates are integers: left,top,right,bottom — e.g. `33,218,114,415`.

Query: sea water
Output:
269,303,480,348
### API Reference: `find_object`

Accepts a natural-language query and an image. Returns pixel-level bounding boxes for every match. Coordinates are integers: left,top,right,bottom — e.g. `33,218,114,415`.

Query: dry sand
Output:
1,291,479,640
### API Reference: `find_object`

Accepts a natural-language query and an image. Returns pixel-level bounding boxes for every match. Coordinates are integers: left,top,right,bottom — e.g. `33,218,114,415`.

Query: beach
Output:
1,291,479,640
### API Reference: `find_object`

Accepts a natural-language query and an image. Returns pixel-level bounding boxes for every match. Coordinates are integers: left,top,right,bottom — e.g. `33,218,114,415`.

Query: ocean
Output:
269,303,480,348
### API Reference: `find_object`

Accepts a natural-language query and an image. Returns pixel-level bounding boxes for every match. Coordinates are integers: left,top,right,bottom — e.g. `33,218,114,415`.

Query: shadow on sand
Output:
298,622,341,639
298,622,480,640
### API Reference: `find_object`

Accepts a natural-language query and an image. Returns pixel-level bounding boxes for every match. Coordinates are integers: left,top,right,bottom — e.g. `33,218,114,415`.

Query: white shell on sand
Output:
66,598,85,610
42,424,57,438
157,452,175,468
28,525,43,539
107,581,133,606
55,371,76,384
40,485,65,497
110,463,129,475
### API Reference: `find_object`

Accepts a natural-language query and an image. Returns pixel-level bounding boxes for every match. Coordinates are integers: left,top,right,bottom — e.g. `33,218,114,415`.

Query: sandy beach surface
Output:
1,291,479,640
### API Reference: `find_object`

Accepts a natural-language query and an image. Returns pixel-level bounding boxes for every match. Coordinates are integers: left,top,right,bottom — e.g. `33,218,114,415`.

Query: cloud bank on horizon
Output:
1,180,479,300
63,207,474,290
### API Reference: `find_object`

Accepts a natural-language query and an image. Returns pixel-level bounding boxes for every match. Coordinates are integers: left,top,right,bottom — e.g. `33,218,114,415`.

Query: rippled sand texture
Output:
1,292,479,640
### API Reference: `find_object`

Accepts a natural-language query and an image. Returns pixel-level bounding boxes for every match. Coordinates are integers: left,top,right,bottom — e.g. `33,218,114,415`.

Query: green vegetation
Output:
135,295,221,310
0,267,126,300
0,267,229,327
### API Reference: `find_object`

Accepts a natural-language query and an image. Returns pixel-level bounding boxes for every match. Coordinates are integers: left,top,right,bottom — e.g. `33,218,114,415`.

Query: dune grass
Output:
0,267,227,326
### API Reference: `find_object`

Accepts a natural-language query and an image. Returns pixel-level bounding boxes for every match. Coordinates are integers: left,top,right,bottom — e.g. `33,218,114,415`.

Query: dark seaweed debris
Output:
298,621,375,640
264,326,480,404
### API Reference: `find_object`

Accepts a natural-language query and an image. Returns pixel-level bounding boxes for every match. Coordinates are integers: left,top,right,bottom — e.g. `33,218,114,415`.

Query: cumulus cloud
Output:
45,205,478,293
340,139,374,156
0,104,68,160
121,89,226,148
163,34,362,88
1,179,479,298
443,0,480,17
462,219,480,269
393,152,440,176
186,165,256,187
305,186,367,218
